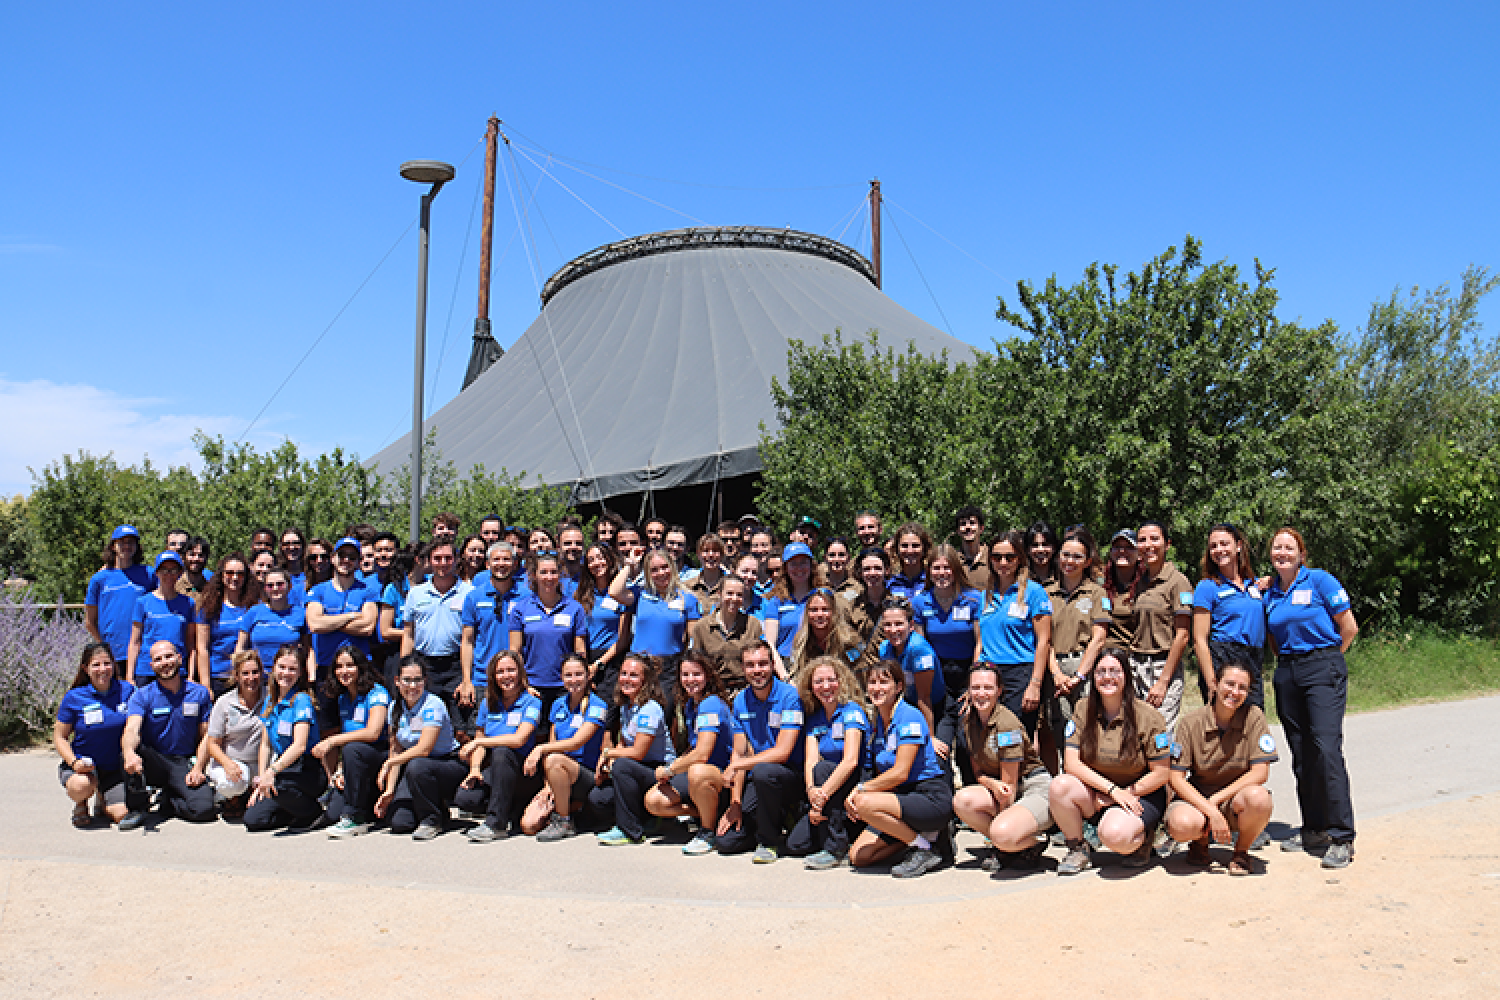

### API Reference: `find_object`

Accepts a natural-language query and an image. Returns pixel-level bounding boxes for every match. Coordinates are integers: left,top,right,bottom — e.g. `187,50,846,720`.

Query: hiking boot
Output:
537,813,577,842
1320,842,1355,869
1057,841,1092,875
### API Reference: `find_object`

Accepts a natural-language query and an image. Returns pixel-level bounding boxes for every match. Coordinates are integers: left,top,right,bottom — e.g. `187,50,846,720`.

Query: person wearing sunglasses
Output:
977,531,1054,737
195,554,262,695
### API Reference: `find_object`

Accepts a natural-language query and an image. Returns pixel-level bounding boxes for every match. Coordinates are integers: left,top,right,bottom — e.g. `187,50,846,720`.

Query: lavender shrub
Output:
0,589,88,747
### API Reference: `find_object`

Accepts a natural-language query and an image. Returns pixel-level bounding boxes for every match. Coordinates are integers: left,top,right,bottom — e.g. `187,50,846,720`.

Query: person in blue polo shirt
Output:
458,650,544,841
85,525,155,665
877,597,943,730
306,537,380,683
611,548,702,660
238,567,309,669
913,543,982,761
459,541,527,730
54,643,135,828
577,543,627,704
194,554,261,695
642,652,736,855
401,542,472,732
378,658,463,840
976,530,1054,736
1264,527,1359,869
758,542,822,676
526,655,610,841
244,644,327,831
1192,524,1268,710
119,641,215,830
786,655,868,869
716,641,805,862
847,658,952,878
887,523,932,602
509,552,588,716
127,552,198,685
316,644,392,838
590,654,676,846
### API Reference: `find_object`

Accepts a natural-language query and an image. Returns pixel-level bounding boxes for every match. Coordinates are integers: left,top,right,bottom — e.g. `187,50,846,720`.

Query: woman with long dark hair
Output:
953,664,1053,870
376,657,462,839
643,652,734,855
787,588,865,682
314,644,391,838
525,654,610,841
54,643,135,827
196,553,262,695
976,530,1053,736
576,542,628,704
244,644,327,832
457,649,544,841
589,654,674,846
1192,523,1267,709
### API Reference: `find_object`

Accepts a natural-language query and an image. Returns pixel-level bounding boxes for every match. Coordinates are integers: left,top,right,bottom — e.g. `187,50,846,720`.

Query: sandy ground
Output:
2,695,1497,999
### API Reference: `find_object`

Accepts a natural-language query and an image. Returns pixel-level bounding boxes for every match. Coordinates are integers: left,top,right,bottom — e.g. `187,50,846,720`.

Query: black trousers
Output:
586,756,661,840
391,755,466,832
453,746,542,831
1200,639,1267,710
716,761,804,853
125,747,216,822
786,758,858,857
244,761,328,831
415,651,464,726
324,740,387,823
1273,647,1355,843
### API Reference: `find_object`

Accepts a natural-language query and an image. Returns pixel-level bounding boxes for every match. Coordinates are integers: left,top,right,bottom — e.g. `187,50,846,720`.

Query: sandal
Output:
71,802,92,828
1228,851,1255,876
1186,838,1212,866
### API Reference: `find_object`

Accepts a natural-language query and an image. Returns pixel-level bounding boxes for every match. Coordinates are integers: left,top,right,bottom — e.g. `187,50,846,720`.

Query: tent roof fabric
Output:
369,226,974,504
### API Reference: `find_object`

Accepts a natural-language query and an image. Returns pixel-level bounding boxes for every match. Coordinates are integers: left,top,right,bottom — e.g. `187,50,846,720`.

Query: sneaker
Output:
1282,829,1331,853
803,849,847,870
467,822,508,843
1082,820,1102,850
682,832,717,856
328,817,369,839
536,814,576,842
1049,830,1068,848
118,810,147,832
892,845,942,878
412,818,443,841
1320,842,1355,869
981,848,1002,873
1122,843,1153,868
1152,828,1176,859
1057,841,1092,875
596,826,642,846
751,845,779,864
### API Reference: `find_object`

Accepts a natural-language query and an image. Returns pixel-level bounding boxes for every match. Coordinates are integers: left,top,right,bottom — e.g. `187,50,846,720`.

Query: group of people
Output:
61,508,1358,875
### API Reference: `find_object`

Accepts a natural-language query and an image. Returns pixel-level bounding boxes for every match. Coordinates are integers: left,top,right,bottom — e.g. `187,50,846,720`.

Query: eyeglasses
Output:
990,552,1020,563
222,569,246,577
398,677,424,686
1094,667,1125,678
265,580,288,588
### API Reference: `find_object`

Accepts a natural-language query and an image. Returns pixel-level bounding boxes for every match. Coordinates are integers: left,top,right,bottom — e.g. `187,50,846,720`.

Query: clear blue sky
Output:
3,2,1496,496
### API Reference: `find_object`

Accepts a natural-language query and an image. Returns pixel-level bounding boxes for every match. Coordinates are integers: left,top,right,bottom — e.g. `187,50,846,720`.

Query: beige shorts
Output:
1014,766,1053,828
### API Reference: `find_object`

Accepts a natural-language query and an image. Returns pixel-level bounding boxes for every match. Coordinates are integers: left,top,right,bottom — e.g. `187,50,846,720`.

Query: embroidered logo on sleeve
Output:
1259,733,1276,754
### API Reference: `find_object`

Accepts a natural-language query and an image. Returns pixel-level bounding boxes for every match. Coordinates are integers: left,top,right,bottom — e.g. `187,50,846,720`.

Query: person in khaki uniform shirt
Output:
1166,662,1277,875
953,505,990,592
1043,526,1113,770
686,576,763,694
1049,648,1171,874
1105,523,1193,730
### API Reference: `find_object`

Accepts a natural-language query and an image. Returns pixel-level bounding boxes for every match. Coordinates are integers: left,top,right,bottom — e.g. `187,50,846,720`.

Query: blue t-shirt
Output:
380,580,410,630
1193,576,1268,648
86,565,156,661
620,698,674,764
878,632,942,711
913,589,982,661
977,581,1054,664
57,679,136,772
476,690,543,757
730,679,805,764
200,602,258,680
393,692,458,756
807,700,870,764
870,700,945,790
264,690,319,757
1264,568,1351,655
126,680,212,756
508,593,588,688
887,571,926,603
757,592,811,658
683,694,733,770
550,692,609,771
306,579,380,666
627,584,702,655
243,603,308,669
461,581,525,688
338,683,392,734
132,592,196,676
584,592,627,652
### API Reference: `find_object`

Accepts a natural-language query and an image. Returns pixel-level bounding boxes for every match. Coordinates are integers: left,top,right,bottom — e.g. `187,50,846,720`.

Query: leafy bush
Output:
0,589,88,748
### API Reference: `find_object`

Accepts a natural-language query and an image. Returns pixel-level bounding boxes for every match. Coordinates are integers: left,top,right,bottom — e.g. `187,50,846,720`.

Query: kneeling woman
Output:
376,658,462,839
315,644,391,837
458,650,543,841
952,664,1053,870
245,645,328,831
1048,648,1171,873
643,652,735,855
524,654,610,841
54,643,135,828
787,655,868,869
848,659,953,878
1165,662,1277,874
589,654,674,846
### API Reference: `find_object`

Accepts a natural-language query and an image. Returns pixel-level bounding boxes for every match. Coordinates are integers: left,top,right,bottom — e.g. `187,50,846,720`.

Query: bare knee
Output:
1165,803,1205,841
1098,811,1145,852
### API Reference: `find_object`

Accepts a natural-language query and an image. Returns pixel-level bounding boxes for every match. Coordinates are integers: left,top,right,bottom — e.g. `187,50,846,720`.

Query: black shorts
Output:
891,776,954,832
667,769,730,810
1092,786,1167,830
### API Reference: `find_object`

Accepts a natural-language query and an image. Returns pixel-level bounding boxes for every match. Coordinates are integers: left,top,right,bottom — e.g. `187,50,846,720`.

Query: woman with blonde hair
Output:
787,655,868,869
786,588,866,682
611,549,701,658
202,649,266,819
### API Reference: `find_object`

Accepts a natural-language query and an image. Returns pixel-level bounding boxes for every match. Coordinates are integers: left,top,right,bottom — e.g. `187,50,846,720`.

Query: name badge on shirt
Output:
1076,599,1092,613
506,710,522,726
446,596,465,611
1008,602,1027,618
1247,585,1261,600
183,702,200,717
1291,590,1313,606
117,702,128,713
830,722,845,740
152,706,171,716
668,597,685,612
83,709,104,726
354,706,366,723
277,719,293,737
570,714,583,730
600,597,620,612
953,606,971,621
552,612,572,627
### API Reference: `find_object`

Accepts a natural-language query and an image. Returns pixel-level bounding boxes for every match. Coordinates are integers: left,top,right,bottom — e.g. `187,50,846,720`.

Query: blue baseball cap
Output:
154,551,183,570
782,542,814,563
334,536,362,555
111,525,140,541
